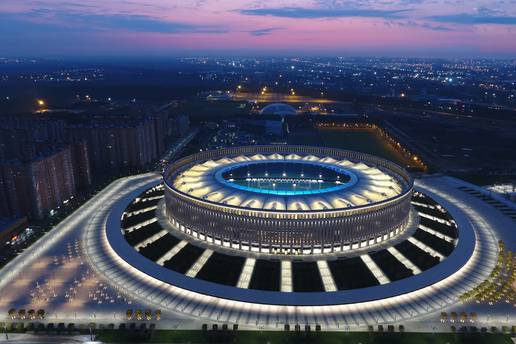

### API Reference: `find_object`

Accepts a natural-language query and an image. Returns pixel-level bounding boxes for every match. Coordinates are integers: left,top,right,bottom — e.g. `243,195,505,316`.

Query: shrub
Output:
67,323,75,333
15,322,24,333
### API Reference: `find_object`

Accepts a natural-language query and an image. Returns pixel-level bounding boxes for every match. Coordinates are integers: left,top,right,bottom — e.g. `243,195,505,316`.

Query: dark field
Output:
171,100,251,120
317,128,415,168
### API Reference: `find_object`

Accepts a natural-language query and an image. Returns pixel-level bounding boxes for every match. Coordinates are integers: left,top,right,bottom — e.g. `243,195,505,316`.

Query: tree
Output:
46,323,55,333
36,323,45,333
145,310,152,321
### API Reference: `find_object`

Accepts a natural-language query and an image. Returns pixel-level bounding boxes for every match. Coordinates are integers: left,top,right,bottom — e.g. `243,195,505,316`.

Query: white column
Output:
317,260,337,292
360,254,390,285
186,249,213,278
281,261,293,292
237,258,256,289
156,240,188,266
387,247,422,274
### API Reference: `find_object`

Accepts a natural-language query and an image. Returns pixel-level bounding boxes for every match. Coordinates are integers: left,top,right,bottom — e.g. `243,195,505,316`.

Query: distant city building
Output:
0,144,84,219
0,103,187,220
0,116,66,143
150,111,168,155
0,161,31,219
70,141,92,191
67,118,159,171
169,113,190,137
26,146,76,218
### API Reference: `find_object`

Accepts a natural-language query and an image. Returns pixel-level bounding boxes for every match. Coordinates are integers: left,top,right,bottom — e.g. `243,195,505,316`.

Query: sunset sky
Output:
1,0,515,57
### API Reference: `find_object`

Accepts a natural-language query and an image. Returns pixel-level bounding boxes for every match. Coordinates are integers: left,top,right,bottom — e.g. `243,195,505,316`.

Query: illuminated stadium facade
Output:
164,146,414,253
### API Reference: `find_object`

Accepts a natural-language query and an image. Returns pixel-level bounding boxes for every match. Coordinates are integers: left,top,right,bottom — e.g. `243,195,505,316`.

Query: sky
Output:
0,0,515,58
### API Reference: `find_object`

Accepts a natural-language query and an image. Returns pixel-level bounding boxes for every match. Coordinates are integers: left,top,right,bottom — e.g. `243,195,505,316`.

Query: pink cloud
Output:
0,0,515,56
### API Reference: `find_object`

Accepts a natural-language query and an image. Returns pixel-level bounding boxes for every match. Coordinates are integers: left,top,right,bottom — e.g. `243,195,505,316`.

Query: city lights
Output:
1,27,514,339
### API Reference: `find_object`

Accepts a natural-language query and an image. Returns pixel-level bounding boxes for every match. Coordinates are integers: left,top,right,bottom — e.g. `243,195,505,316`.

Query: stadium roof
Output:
172,153,403,211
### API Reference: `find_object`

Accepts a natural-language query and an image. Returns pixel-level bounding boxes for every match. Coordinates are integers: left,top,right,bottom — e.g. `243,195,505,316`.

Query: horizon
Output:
1,0,515,58
2,55,516,62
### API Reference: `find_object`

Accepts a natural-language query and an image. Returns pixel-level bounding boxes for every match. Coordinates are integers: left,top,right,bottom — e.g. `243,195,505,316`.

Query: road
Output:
232,92,345,104
157,128,199,172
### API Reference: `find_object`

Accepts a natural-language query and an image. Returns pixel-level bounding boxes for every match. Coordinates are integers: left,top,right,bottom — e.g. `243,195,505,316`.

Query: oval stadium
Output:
163,145,413,253
1,144,508,332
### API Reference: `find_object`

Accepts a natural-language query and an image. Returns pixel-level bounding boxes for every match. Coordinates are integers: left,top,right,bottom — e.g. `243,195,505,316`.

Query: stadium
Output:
0,144,509,331
99,144,482,309
163,145,413,253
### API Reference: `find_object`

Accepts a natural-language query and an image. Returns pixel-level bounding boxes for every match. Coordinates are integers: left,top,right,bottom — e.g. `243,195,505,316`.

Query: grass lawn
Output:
172,100,250,120
317,128,415,168
96,329,513,343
